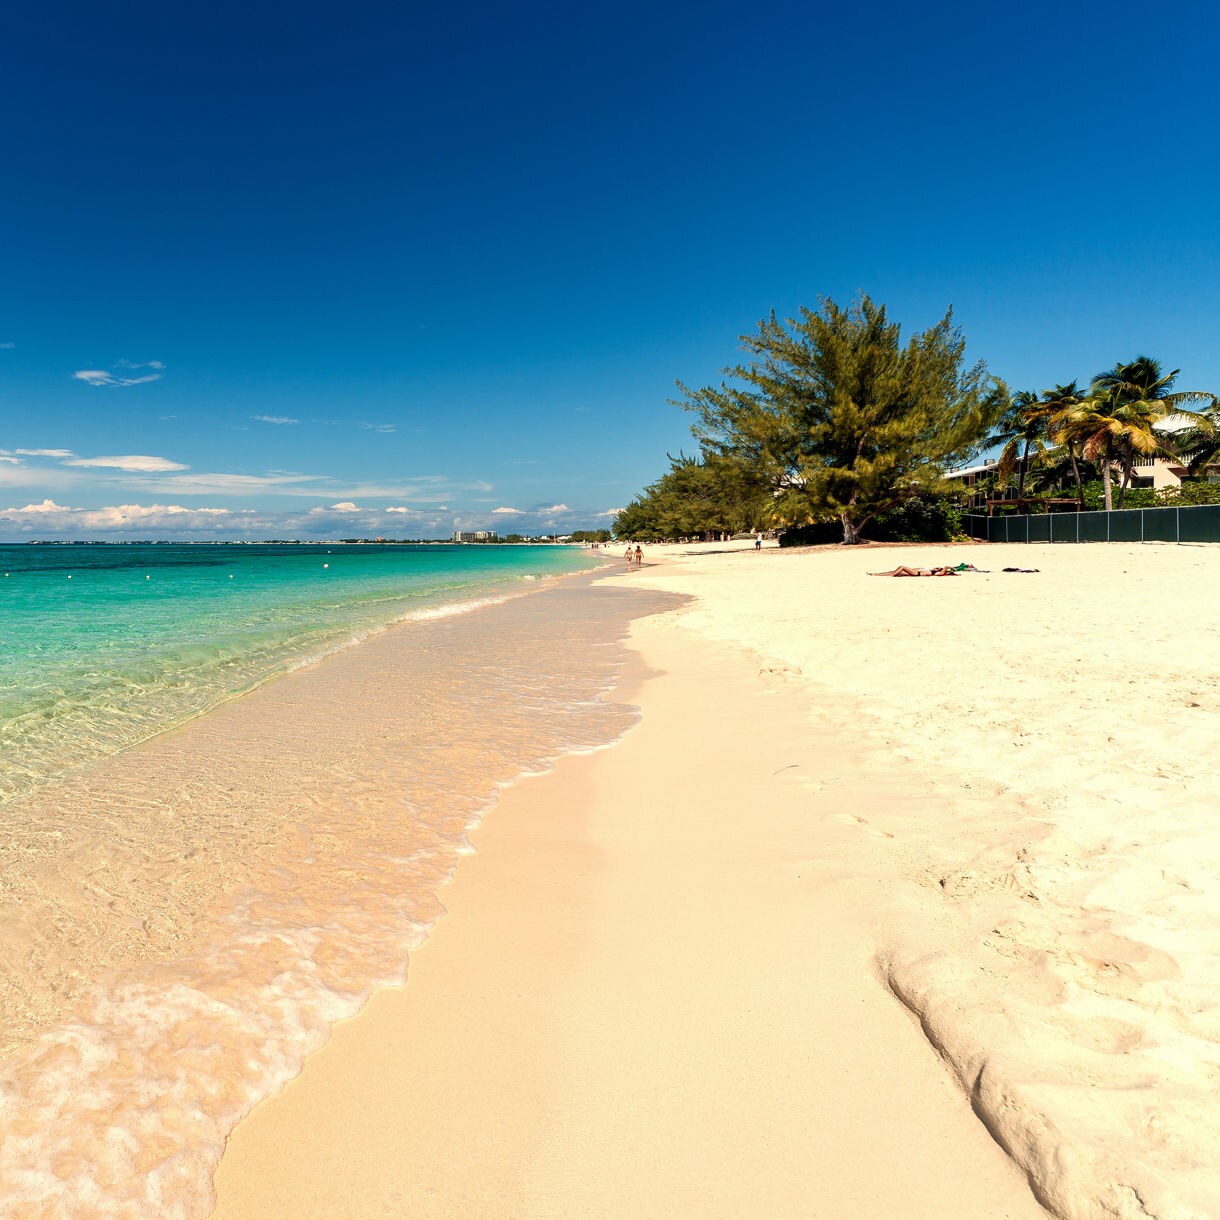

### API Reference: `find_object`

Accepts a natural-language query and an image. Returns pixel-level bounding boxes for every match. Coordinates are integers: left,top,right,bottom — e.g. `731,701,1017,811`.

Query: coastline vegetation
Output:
615,298,1218,544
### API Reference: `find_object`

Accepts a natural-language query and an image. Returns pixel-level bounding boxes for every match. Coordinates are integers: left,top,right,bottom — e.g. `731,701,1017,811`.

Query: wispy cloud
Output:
252,414,299,425
535,503,570,513
0,448,507,516
359,422,396,434
64,454,188,472
492,506,522,514
0,462,79,490
0,342,14,350
73,359,164,388
109,472,323,496
119,473,476,499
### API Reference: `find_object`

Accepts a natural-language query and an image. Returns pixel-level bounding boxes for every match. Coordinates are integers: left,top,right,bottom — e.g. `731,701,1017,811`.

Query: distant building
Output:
452,530,498,542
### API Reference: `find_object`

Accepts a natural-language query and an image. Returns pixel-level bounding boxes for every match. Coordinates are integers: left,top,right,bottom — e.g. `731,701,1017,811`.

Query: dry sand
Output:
623,539,1220,1218
214,537,1220,1219
211,569,1046,1218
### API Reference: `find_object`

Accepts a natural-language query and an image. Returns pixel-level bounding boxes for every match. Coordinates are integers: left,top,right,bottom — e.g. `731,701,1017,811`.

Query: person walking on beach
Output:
634,544,643,568
624,543,634,569
755,532,763,551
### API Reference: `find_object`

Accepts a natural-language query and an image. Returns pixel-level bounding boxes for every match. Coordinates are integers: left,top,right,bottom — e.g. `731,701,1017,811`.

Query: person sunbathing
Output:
869,565,958,577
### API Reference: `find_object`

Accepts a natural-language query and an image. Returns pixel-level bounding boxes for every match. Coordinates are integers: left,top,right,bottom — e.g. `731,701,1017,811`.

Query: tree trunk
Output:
840,512,864,545
1069,450,1086,511
1016,439,1030,507
1102,458,1114,513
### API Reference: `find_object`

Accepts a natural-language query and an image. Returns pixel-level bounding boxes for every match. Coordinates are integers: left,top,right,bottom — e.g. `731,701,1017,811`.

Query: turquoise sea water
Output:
0,542,593,803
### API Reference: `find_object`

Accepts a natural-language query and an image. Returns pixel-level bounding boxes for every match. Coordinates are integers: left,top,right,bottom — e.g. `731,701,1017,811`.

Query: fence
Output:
962,503,1220,544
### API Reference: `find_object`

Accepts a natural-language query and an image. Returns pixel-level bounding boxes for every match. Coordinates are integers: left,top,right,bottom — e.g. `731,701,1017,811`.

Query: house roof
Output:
943,461,999,480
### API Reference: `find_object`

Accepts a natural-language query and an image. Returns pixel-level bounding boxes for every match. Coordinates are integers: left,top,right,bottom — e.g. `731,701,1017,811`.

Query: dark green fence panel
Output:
964,504,1220,543
1108,511,1142,542
1079,512,1109,542
1141,507,1178,542
1179,504,1220,542
1048,514,1080,543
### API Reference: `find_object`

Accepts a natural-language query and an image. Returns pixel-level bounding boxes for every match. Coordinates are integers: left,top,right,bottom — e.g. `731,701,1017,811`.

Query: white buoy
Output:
323,563,329,569
229,574,234,579
146,575,151,580
67,575,72,580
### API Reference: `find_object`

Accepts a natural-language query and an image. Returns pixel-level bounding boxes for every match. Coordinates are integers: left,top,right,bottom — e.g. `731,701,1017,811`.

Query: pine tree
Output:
677,295,1005,544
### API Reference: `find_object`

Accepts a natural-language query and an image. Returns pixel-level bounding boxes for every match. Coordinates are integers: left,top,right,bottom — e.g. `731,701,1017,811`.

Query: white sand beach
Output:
212,588,1044,1218
212,537,1220,1218
624,539,1220,1217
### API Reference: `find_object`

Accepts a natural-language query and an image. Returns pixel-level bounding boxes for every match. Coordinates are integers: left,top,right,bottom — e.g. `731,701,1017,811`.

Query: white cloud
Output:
13,448,76,458
4,499,69,515
0,456,19,464
73,359,164,388
0,495,611,541
305,501,366,517
492,506,522,514
65,454,188,472
0,342,14,350
73,370,163,388
594,508,624,518
537,503,570,513
360,423,396,433
0,500,231,533
253,415,299,425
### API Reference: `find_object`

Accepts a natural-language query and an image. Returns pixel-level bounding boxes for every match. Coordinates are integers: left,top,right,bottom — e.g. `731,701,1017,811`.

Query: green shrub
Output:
1076,480,1220,510
779,491,963,545
1172,480,1220,506
1080,480,1159,510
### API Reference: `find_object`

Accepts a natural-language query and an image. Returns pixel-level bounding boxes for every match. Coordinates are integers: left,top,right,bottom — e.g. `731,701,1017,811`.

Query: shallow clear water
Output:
0,543,593,804
0,550,677,1218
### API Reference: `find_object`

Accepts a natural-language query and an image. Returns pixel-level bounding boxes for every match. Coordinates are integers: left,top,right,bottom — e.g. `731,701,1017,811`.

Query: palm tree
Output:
1040,382,1089,509
1052,402,1128,512
986,390,1050,508
1088,357,1215,508
1164,401,1220,479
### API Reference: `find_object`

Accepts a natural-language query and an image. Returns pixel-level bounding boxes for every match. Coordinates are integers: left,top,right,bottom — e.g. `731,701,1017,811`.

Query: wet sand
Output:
0,577,663,1216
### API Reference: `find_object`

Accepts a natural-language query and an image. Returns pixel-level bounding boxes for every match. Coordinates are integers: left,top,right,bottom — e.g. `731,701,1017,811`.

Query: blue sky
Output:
2,0,1218,539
